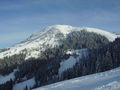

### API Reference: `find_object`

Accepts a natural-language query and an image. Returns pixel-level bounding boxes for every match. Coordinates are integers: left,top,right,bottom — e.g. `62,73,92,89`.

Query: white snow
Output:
66,50,74,55
13,78,36,90
0,69,18,84
94,81,120,90
59,49,88,74
33,67,120,90
0,25,119,60
83,27,118,41
59,56,77,74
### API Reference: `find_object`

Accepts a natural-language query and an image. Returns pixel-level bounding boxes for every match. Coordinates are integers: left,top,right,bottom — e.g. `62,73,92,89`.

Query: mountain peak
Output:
43,25,74,34
0,25,119,60
25,25,73,42
47,25,73,30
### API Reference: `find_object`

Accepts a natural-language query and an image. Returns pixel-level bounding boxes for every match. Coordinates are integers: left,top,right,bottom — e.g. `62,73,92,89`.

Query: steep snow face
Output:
33,67,120,90
0,25,119,60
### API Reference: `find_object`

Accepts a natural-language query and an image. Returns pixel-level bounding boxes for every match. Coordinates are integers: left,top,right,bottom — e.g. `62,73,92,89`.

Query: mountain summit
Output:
0,25,120,90
0,25,119,59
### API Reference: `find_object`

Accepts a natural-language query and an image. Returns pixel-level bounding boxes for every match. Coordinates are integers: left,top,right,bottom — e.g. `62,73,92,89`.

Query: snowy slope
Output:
0,69,18,84
13,78,35,90
0,25,119,60
59,49,88,74
33,67,120,90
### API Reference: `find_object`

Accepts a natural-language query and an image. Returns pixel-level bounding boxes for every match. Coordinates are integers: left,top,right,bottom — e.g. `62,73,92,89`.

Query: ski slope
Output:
33,67,120,90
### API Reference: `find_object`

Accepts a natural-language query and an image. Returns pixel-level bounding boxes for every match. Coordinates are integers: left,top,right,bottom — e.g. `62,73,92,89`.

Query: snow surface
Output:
0,25,119,60
33,67,120,90
83,27,118,41
0,69,18,85
59,49,88,74
13,78,36,90
59,56,77,74
94,81,120,90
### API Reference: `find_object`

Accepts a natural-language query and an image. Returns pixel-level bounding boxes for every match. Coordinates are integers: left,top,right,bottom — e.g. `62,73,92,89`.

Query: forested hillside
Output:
0,26,120,90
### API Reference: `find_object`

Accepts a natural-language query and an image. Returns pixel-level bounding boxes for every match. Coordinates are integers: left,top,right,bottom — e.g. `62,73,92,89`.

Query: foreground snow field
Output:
33,67,120,90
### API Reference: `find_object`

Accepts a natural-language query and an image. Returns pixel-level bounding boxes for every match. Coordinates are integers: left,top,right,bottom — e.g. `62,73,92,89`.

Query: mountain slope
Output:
0,25,120,90
33,67,120,90
0,25,119,60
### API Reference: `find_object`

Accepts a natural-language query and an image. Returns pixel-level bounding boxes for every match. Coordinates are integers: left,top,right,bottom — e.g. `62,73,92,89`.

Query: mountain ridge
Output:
0,25,120,90
0,25,119,60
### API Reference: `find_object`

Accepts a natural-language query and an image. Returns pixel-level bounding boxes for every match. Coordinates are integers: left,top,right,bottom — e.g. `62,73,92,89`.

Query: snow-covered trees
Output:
0,79,13,90
0,31,120,90
62,38,120,80
0,53,26,75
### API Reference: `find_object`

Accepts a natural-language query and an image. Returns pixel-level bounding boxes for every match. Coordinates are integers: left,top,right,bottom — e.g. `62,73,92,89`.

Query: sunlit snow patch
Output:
59,49,88,74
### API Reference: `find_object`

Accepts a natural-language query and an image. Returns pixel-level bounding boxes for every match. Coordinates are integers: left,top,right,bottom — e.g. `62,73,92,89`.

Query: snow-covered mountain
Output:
33,67,120,90
0,25,120,90
0,25,119,60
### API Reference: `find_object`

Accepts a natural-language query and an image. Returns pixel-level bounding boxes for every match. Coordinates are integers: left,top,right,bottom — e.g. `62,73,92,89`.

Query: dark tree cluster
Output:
0,30,115,89
14,46,70,88
0,79,13,90
0,53,26,75
62,30,109,50
62,38,120,80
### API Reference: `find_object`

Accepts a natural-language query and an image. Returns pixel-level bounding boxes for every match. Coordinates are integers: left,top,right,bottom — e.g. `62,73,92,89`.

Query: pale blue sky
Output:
0,0,120,48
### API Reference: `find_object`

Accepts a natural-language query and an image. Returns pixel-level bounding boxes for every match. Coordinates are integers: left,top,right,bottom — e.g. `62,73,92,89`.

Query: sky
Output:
0,0,120,48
